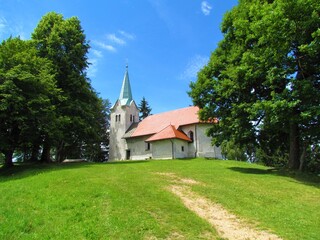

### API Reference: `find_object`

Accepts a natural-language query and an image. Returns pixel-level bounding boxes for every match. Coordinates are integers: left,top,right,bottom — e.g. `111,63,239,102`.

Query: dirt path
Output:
156,172,282,240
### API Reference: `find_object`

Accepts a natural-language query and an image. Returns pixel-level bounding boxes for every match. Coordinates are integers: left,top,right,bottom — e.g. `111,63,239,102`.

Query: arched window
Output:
189,131,194,142
115,115,118,122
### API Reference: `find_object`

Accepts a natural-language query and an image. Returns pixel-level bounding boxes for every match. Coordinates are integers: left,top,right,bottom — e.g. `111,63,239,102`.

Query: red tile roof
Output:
145,125,192,142
130,106,200,138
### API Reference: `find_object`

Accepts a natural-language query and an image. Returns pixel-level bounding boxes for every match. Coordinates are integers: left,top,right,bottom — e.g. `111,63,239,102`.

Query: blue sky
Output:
0,0,238,114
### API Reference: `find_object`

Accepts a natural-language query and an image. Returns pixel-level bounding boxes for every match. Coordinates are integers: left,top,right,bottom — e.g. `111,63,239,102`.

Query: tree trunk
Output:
55,141,65,163
4,150,14,168
299,142,307,172
288,122,300,170
3,124,20,168
40,138,51,163
29,143,40,162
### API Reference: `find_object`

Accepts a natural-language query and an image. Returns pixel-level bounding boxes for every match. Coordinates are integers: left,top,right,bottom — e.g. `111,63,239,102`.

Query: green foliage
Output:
0,37,59,167
31,12,108,162
81,98,111,162
189,0,320,170
0,159,319,239
305,144,320,173
221,140,247,161
139,96,152,120
0,12,110,165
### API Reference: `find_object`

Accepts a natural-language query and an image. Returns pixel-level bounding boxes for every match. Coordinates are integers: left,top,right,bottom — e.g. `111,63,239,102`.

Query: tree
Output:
221,140,247,161
189,0,320,170
81,98,110,162
32,12,107,162
0,37,59,168
139,97,152,120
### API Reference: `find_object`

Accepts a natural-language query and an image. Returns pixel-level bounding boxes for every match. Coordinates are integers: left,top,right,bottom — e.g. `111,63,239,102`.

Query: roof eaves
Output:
145,125,192,143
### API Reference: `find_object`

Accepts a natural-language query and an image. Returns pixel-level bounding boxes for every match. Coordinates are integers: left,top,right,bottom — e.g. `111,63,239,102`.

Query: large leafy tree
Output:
81,98,110,162
32,12,108,162
139,97,152,120
189,0,320,170
0,37,59,168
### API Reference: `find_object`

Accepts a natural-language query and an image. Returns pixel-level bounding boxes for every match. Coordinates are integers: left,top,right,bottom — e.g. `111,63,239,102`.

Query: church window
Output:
118,114,121,122
188,131,194,142
133,116,135,122
130,114,132,122
181,146,184,152
145,142,150,151
115,115,118,122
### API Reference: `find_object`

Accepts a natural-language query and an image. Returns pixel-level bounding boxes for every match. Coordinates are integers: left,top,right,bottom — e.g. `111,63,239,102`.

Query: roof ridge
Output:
145,124,191,142
162,123,174,131
147,105,198,117
130,105,201,138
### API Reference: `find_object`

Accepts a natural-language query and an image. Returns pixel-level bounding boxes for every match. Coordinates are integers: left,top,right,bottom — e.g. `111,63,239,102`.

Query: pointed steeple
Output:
119,65,133,106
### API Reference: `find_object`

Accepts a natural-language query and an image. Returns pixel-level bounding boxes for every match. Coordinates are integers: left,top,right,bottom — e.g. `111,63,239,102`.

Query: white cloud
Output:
0,17,8,37
88,42,115,77
180,55,209,81
118,30,135,40
92,30,135,56
91,49,103,58
201,1,212,16
10,24,26,40
106,33,126,45
148,0,176,34
89,30,133,77
93,40,117,52
106,31,136,45
87,58,98,78
87,49,103,78
0,16,28,40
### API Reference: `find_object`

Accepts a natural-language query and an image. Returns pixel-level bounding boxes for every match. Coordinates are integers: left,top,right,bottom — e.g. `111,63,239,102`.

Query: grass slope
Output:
0,159,319,240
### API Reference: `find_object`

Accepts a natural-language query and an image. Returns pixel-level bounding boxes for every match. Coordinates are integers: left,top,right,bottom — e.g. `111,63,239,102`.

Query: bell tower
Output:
109,66,139,160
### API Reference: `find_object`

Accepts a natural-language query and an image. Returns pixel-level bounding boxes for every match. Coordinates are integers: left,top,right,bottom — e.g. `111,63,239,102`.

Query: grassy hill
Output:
0,159,319,239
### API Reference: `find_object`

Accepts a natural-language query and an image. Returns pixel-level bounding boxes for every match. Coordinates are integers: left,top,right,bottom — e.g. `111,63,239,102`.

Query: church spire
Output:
119,65,133,106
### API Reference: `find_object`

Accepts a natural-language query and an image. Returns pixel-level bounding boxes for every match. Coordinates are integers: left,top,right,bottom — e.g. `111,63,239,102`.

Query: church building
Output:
109,67,222,161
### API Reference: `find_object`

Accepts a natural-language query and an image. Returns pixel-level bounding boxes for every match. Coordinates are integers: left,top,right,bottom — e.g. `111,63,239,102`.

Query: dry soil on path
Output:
155,172,282,240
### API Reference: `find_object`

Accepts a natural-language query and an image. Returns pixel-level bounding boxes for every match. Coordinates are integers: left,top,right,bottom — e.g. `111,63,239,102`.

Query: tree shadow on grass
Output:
229,166,320,188
0,160,151,181
106,160,149,165
229,167,275,175
0,162,94,182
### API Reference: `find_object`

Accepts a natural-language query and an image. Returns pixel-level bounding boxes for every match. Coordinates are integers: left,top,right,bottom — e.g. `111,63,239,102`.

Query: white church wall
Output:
180,125,196,158
150,139,189,159
173,139,189,159
196,124,223,159
126,136,152,160
151,140,173,159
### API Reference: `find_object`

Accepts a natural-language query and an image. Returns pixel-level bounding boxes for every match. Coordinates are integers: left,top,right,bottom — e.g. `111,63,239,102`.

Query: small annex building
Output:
109,67,222,161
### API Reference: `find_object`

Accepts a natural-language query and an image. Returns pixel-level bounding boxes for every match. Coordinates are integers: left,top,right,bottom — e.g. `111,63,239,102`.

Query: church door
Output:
126,150,131,160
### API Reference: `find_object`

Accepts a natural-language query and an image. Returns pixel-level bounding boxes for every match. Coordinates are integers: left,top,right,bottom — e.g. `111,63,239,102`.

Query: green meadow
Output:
0,159,319,240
